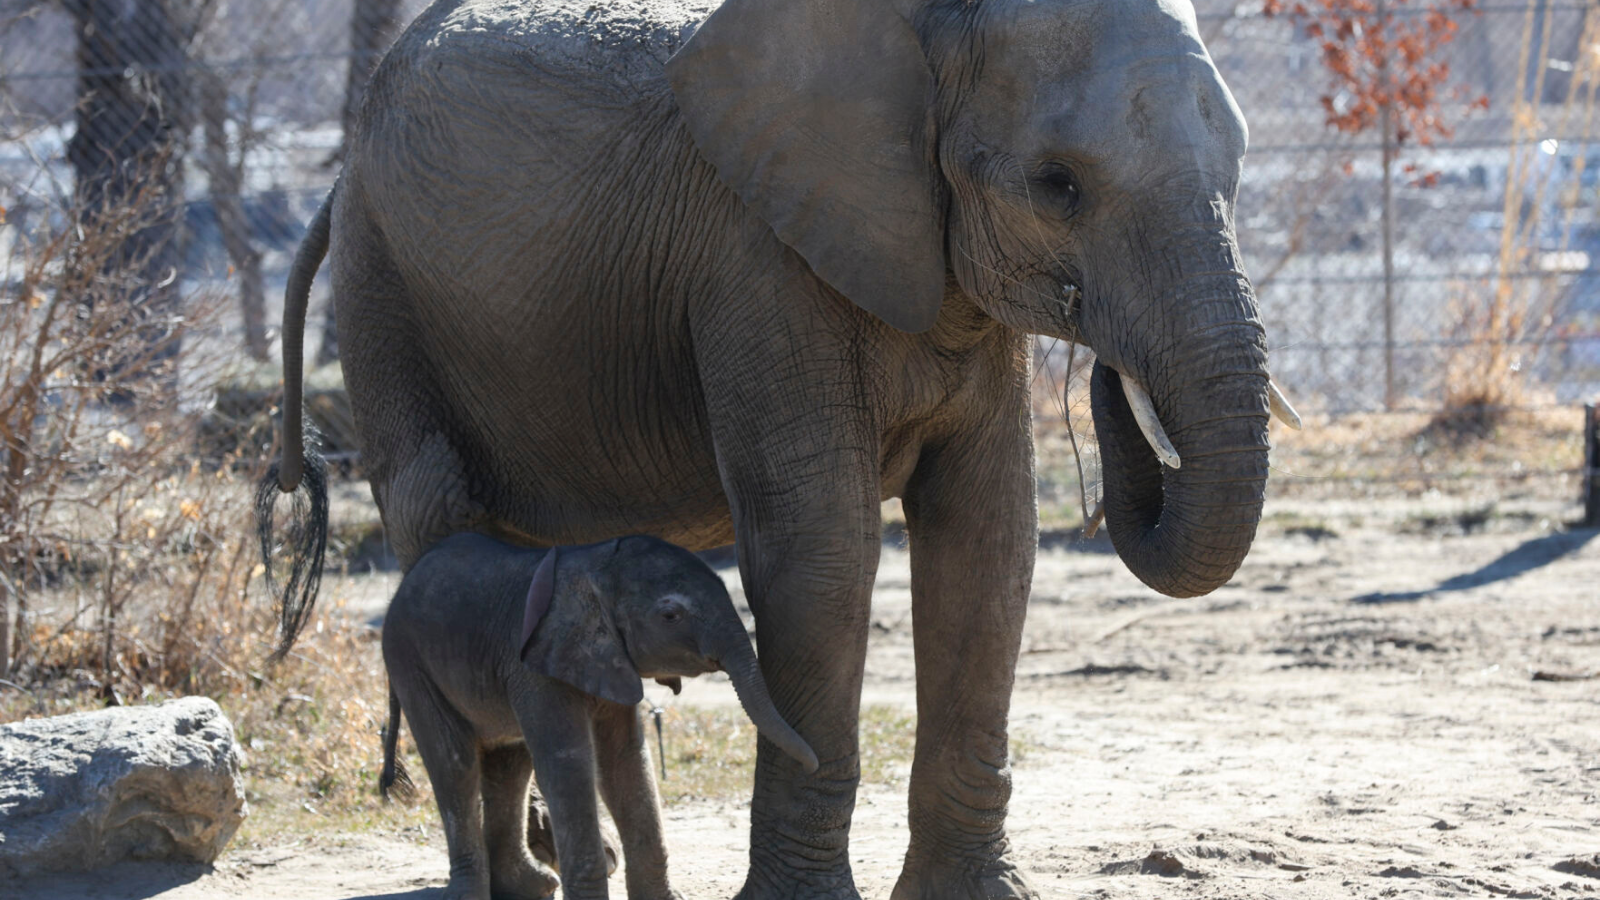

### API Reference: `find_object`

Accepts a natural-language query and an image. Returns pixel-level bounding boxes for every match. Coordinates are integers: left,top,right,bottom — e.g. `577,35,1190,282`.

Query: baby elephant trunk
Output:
709,627,820,774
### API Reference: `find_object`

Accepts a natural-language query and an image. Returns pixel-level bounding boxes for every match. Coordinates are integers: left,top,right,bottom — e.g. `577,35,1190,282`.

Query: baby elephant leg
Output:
400,681,491,900
481,745,560,900
517,691,613,900
595,703,680,900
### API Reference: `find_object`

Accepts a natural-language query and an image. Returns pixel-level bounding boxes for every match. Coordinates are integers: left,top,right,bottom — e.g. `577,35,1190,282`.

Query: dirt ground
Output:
14,496,1600,900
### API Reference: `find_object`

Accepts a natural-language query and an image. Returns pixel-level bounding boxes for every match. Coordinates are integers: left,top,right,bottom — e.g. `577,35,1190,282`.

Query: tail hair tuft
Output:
255,421,329,661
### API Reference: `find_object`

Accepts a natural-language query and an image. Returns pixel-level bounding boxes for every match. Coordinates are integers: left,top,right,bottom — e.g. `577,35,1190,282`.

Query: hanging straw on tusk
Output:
1121,376,1181,469
1267,379,1302,431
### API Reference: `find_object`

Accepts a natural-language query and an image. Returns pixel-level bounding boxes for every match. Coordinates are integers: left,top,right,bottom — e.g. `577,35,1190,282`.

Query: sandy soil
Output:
13,505,1600,900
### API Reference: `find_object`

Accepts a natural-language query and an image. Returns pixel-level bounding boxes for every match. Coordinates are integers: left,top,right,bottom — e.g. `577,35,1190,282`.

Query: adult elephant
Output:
262,0,1295,896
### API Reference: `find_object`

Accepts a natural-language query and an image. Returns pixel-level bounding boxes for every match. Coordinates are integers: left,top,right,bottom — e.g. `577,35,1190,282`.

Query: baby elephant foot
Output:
527,796,620,876
490,852,560,900
890,854,1038,900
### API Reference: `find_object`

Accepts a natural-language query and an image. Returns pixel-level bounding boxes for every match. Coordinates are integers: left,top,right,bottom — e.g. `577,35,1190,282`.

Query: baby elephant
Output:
380,532,818,900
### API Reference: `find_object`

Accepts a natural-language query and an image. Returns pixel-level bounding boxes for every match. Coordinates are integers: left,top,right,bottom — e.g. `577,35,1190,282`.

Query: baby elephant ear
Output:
520,548,644,708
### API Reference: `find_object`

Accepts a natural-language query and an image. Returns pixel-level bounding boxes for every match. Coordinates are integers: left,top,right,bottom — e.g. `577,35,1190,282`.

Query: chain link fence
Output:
2,0,1597,504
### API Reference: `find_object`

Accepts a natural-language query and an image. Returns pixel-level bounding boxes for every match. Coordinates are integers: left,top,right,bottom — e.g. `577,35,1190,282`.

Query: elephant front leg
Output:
726,478,881,900
519,691,613,900
594,703,681,900
892,413,1039,900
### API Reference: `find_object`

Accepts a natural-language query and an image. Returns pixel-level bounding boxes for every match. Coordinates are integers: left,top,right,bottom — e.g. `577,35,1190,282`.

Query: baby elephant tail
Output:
378,686,415,801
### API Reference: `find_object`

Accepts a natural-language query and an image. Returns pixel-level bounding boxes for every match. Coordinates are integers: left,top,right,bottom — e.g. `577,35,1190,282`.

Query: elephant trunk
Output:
1089,275,1270,598
707,621,820,774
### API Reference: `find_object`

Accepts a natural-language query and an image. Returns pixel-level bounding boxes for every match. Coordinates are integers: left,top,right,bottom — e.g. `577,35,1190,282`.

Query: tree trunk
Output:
65,0,190,387
318,0,403,367
342,0,403,154
1,578,10,679
199,72,269,362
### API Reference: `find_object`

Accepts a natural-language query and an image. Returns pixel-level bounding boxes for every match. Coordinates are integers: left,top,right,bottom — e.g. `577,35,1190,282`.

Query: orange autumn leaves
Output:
1265,0,1488,181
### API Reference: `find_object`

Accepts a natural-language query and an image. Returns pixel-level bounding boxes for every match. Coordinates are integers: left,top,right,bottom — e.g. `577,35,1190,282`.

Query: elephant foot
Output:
441,875,492,900
890,852,1038,900
734,881,860,900
734,859,860,900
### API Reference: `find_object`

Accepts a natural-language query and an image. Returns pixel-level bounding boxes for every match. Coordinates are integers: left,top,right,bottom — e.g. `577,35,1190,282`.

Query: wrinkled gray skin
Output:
274,0,1271,896
381,532,818,900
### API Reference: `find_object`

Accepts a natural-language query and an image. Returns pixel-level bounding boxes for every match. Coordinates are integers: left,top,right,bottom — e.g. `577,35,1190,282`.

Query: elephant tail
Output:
378,685,414,801
256,189,334,661
276,189,332,494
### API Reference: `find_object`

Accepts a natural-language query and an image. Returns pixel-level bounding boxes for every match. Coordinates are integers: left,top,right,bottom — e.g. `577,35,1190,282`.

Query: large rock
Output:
0,696,247,878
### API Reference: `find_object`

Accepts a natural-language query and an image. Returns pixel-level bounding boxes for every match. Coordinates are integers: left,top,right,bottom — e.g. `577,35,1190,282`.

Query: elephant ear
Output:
666,0,946,334
520,548,644,708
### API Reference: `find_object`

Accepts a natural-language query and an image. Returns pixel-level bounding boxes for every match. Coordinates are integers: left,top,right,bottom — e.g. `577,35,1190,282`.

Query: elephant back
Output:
397,0,713,74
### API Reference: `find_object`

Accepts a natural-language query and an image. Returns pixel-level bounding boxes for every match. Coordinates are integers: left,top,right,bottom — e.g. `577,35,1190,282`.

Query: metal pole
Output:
651,705,667,780
1379,0,1397,410
1584,403,1599,528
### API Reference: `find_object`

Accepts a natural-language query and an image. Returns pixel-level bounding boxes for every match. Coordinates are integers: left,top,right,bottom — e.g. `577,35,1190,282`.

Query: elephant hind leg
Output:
395,675,492,900
377,430,487,569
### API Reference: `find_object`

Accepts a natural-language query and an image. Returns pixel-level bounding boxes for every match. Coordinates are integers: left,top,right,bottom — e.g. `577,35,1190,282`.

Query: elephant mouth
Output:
1052,275,1086,344
1101,363,1303,469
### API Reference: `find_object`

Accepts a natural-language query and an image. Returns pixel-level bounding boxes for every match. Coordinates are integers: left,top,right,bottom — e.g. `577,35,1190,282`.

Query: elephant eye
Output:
656,597,687,624
1033,162,1081,214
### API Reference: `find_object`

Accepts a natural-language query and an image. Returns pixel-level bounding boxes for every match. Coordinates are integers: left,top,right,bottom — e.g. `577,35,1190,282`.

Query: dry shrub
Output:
0,168,430,833
1429,281,1544,440
0,166,261,684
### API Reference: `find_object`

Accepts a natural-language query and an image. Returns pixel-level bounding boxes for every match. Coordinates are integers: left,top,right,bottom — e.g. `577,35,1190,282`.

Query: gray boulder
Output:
0,696,247,878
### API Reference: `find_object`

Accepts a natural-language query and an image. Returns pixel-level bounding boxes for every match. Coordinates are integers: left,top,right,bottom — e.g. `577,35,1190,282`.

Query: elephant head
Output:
520,537,821,773
668,0,1282,597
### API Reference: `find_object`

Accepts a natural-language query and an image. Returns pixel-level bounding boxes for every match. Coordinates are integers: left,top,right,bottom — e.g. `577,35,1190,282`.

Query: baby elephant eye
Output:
656,597,687,624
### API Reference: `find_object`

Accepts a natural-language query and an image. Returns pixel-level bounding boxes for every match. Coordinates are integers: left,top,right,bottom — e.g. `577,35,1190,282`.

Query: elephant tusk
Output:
1120,375,1181,469
1267,379,1303,431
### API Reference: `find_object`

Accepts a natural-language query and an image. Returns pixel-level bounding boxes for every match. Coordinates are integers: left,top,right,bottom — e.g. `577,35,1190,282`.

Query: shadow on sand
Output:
1352,527,1598,604
3,860,209,900
5,864,450,900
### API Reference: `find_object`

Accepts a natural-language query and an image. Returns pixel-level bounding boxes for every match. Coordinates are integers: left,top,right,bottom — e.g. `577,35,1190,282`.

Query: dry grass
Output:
1260,405,1585,499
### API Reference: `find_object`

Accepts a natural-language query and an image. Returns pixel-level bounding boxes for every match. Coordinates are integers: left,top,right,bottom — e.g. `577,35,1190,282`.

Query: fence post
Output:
1585,403,1599,528
1378,0,1397,411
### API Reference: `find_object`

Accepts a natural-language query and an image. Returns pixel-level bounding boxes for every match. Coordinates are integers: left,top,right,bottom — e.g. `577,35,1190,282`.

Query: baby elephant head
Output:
519,536,819,773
